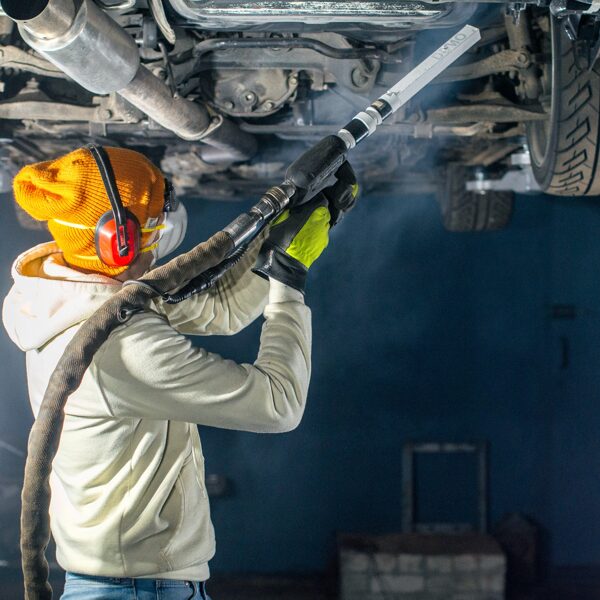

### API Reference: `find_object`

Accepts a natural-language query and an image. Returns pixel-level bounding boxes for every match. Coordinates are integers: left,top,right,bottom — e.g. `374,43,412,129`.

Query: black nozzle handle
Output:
285,135,348,207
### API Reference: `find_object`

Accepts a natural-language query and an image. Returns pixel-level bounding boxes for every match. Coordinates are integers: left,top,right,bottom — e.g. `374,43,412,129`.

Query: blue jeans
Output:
61,572,211,600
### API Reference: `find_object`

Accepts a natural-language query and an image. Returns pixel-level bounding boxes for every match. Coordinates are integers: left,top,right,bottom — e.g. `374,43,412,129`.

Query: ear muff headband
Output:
87,144,141,267
163,178,178,213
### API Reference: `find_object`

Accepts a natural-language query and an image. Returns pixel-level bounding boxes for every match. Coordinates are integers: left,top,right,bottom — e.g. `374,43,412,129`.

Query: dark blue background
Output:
1,190,599,572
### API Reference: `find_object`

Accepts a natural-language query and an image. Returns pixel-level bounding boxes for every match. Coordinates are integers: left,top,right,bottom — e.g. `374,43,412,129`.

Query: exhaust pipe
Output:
3,0,257,161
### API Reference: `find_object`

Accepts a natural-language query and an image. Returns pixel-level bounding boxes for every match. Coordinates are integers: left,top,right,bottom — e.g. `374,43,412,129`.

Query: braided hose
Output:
21,231,233,600
163,246,249,304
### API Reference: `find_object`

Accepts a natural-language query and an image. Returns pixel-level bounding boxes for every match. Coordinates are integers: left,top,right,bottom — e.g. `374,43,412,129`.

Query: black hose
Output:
163,245,249,304
193,37,397,63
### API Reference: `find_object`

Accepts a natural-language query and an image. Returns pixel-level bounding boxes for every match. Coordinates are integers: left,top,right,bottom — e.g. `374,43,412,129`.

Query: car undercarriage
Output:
3,0,600,231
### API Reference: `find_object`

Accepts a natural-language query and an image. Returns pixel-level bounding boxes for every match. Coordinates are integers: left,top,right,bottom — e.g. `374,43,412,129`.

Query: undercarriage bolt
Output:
244,91,257,104
351,68,369,87
223,100,234,110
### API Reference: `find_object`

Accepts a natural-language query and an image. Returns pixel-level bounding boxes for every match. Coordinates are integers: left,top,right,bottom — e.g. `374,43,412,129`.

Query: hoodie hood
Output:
3,242,120,351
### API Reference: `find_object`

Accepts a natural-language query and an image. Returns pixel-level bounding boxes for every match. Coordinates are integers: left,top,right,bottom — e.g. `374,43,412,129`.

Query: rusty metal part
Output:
426,123,491,137
506,9,536,47
426,104,547,123
194,36,397,62
0,100,102,121
0,46,66,78
117,64,211,138
3,99,537,141
207,68,299,117
436,49,534,82
0,77,140,125
187,33,381,93
505,12,541,99
239,102,546,140
3,0,257,160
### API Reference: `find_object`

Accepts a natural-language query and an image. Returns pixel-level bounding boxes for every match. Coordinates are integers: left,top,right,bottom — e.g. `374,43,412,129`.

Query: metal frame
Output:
402,441,489,534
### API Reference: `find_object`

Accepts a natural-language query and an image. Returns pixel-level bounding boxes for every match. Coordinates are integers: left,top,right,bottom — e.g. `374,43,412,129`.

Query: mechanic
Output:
2,145,350,599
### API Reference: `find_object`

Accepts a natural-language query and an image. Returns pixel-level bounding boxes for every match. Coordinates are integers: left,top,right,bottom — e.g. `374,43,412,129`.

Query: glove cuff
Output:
252,245,308,293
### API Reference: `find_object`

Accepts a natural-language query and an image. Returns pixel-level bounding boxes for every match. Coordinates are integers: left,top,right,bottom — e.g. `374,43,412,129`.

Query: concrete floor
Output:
1,565,600,599
209,574,334,599
0,567,335,599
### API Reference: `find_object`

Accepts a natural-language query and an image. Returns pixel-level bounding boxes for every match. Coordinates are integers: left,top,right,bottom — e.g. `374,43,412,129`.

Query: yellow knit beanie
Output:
13,146,165,276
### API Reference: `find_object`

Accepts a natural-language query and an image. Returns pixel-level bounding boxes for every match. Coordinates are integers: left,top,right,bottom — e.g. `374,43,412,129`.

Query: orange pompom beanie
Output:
13,146,165,276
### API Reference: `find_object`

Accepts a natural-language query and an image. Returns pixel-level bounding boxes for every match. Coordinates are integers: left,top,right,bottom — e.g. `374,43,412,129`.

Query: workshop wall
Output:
187,191,597,572
1,189,598,572
539,195,600,566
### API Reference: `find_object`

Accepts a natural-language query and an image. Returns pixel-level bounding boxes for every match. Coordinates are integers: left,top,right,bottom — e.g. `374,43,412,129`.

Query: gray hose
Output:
20,231,233,600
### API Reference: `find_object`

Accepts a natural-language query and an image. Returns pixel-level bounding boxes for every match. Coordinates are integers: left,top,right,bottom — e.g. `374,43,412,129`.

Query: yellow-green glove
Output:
252,194,331,293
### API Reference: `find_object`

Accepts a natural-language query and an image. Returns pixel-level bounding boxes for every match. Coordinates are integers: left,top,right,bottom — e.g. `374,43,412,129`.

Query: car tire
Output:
527,15,600,195
437,164,514,232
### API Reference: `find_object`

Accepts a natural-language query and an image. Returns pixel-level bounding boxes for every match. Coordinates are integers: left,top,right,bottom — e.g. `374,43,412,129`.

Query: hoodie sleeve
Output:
93,282,311,433
151,231,269,336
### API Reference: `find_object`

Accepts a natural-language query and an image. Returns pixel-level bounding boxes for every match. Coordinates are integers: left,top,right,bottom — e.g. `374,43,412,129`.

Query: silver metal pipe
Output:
119,64,210,139
3,0,256,159
5,0,140,94
20,0,77,40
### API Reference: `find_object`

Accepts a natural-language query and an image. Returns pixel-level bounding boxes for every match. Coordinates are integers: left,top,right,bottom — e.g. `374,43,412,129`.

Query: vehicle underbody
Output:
3,0,600,230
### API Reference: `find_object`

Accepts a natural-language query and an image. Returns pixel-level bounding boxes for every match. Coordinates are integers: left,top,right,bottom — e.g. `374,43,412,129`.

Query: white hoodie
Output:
2,238,311,581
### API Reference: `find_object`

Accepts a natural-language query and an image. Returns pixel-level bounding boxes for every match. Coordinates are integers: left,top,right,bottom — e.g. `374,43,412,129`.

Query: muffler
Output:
3,0,256,161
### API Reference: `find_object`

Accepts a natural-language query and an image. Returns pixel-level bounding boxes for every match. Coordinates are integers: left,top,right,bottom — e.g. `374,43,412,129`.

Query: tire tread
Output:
530,18,600,196
437,165,513,232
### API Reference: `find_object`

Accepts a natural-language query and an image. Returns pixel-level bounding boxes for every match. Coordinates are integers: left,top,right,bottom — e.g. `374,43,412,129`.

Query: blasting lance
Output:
168,24,481,302
283,24,482,206
221,24,481,251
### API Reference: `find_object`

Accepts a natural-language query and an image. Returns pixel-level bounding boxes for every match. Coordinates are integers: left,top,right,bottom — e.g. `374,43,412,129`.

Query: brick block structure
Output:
339,533,505,600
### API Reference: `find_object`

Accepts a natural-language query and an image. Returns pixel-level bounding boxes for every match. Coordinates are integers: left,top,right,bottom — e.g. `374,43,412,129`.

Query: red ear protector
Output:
88,144,141,267
88,144,177,267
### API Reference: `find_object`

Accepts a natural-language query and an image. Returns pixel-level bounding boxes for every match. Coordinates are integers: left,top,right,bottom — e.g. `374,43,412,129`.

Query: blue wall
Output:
1,189,599,571
191,192,555,572
0,203,47,482
541,196,600,566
